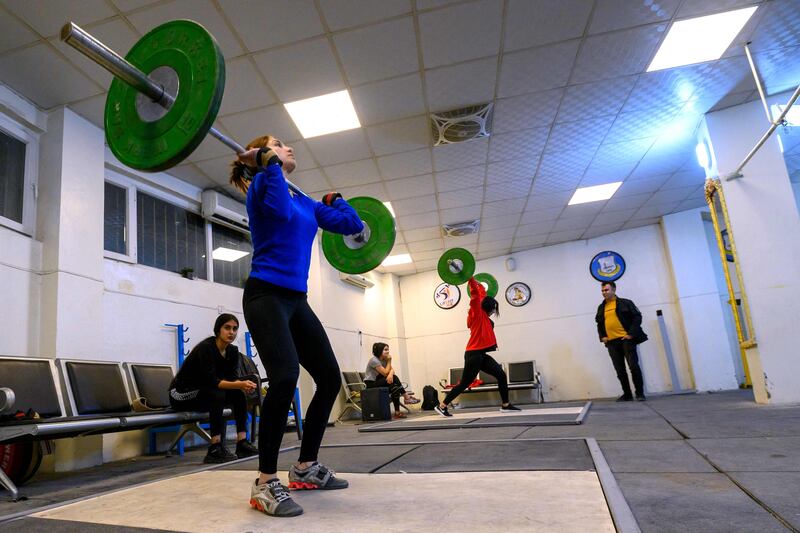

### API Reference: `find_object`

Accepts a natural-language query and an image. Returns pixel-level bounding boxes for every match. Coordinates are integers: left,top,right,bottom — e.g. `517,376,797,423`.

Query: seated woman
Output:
363,342,419,419
169,313,260,464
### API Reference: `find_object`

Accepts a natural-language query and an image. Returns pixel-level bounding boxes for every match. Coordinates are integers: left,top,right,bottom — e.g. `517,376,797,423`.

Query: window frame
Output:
0,114,39,236
103,170,137,263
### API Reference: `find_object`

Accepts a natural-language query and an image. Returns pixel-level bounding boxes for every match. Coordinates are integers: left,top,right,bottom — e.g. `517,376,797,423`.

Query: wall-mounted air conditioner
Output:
201,190,249,233
338,271,375,289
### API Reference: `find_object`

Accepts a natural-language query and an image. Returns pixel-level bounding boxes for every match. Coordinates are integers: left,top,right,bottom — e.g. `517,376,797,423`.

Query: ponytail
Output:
229,134,274,195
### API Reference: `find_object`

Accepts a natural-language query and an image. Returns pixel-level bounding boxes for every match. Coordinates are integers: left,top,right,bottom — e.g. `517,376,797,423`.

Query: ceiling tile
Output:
749,0,799,54
493,89,562,133
660,168,706,190
288,141,317,172
623,217,660,229
676,189,708,211
407,236,444,252
592,138,656,168
676,0,765,18
68,93,106,128
432,137,489,171
337,181,387,200
319,0,411,31
513,233,549,249
487,158,538,184
531,175,582,195
622,63,713,114
485,178,532,202
188,127,238,162
409,248,445,260
644,186,696,206
489,127,548,163
352,74,430,124
325,158,381,188
519,206,563,224
504,0,592,50
218,57,276,116
399,212,440,232
526,190,572,210
553,215,595,232
478,239,513,253
194,155,234,186
498,40,580,97
589,0,679,34
580,163,635,186
605,106,680,143
545,115,615,153
435,165,486,193
219,0,323,52
440,204,482,223
571,24,663,84
403,226,442,243
582,223,625,239
0,8,37,55
392,194,438,216
593,208,637,225
604,192,652,212
111,0,162,12
633,202,680,219
366,115,431,156
437,187,485,209
480,213,521,230
334,17,418,85
0,43,100,109
218,105,301,148
305,129,373,165
167,162,214,189
378,148,432,179
482,198,527,217
556,76,637,122
426,57,498,112
559,202,606,219
418,0,502,69
445,233,479,246
289,168,331,194
5,0,115,38
126,0,244,57
253,38,344,102
384,174,436,200
547,228,585,244
480,227,516,242
516,220,554,236
615,176,667,197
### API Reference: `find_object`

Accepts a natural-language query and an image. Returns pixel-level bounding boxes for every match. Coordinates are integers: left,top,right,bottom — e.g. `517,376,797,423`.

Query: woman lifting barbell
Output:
231,136,362,518
435,277,520,417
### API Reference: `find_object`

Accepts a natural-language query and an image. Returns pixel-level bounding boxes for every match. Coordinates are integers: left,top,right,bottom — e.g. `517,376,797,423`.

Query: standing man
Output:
595,281,648,401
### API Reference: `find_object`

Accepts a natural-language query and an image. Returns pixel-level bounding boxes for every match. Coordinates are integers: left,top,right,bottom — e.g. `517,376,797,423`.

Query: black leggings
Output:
443,350,509,405
364,376,406,410
243,277,341,474
169,388,248,439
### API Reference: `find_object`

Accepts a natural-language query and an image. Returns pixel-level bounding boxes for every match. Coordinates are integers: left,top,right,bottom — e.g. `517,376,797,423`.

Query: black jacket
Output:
170,336,242,392
595,297,648,344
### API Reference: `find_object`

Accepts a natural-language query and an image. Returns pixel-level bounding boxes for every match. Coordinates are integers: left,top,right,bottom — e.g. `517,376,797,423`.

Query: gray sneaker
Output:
288,462,348,490
250,478,303,517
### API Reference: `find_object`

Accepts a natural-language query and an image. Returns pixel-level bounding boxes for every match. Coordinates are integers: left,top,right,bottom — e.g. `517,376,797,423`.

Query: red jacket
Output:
465,277,497,351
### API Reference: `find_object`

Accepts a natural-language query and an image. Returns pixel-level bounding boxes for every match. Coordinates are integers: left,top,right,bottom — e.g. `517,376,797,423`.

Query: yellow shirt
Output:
604,299,628,340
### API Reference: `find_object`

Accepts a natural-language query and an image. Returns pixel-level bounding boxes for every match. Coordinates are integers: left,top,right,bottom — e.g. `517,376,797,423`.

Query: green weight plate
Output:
467,272,499,298
437,248,475,285
321,197,396,274
105,20,225,172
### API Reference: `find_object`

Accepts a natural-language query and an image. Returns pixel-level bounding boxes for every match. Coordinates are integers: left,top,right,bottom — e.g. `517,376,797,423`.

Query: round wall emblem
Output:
590,251,626,282
434,282,461,309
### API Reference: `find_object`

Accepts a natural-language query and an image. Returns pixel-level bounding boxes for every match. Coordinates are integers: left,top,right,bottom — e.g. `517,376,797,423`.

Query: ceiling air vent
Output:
430,103,493,146
442,219,480,237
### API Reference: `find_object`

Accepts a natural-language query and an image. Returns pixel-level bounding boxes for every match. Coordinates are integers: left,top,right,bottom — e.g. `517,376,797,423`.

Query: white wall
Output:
398,224,695,402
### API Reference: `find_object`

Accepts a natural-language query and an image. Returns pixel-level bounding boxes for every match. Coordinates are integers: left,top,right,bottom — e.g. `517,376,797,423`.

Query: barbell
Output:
61,19,395,275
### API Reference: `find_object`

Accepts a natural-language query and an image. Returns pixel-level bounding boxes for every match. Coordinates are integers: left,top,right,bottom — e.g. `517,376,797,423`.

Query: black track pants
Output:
443,350,509,406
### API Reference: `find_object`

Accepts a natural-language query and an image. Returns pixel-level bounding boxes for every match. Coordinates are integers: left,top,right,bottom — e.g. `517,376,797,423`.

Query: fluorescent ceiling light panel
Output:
568,182,622,205
383,201,396,218
647,7,758,72
284,90,361,139
382,253,412,267
212,247,250,262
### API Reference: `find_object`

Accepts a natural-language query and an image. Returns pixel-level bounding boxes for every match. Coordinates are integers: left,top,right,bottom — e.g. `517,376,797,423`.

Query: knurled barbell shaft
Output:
61,22,308,199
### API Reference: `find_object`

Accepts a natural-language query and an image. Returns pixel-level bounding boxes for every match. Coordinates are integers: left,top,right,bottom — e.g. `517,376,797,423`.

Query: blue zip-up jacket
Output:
246,163,364,292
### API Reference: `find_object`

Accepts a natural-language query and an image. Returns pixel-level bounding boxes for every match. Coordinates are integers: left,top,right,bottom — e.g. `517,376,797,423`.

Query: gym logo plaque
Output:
590,251,626,282
434,283,460,310
505,282,531,307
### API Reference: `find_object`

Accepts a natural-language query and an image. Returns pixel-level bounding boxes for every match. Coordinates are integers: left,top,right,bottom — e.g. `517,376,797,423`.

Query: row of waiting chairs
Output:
0,355,262,501
443,360,543,402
